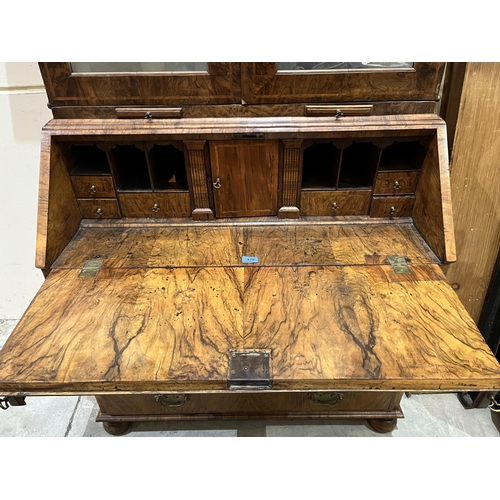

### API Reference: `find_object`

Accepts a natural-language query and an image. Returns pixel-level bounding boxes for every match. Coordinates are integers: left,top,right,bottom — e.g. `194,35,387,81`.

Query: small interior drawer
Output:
77,198,121,218
374,171,420,195
118,192,191,218
300,189,372,216
71,175,116,198
370,195,415,218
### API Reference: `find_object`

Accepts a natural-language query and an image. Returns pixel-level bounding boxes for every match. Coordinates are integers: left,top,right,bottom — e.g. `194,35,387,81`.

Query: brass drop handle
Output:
394,181,401,190
95,208,103,216
488,394,500,413
308,392,344,406
213,177,221,189
390,206,399,216
332,202,339,211
335,109,344,120
89,185,97,194
0,396,26,410
152,203,160,213
145,111,153,119
155,394,190,408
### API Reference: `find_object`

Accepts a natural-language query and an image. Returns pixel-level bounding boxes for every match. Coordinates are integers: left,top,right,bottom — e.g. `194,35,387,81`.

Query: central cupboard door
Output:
209,140,279,217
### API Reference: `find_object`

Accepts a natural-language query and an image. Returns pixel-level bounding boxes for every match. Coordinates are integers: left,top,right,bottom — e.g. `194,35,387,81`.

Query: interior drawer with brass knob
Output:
370,195,415,218
71,175,116,198
118,193,191,218
373,171,420,195
95,391,401,418
77,198,121,218
300,189,372,216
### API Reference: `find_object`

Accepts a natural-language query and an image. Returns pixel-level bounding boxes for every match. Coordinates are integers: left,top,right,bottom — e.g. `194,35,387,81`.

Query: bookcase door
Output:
241,62,445,104
40,62,242,107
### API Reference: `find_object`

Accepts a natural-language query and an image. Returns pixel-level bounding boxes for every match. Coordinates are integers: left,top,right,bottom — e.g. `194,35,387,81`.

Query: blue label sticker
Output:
242,256,259,263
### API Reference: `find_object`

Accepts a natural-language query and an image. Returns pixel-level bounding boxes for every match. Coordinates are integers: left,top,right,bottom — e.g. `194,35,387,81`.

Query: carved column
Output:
184,140,214,220
278,139,303,219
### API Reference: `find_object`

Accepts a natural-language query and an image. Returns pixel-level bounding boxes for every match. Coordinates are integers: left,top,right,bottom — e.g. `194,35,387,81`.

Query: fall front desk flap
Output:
1,223,499,395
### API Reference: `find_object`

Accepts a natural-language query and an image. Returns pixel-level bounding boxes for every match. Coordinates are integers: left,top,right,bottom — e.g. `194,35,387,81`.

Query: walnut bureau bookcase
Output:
1,62,499,435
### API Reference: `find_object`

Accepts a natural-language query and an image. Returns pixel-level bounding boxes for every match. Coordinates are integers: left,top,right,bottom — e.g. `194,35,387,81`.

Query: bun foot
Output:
367,418,397,433
103,421,131,436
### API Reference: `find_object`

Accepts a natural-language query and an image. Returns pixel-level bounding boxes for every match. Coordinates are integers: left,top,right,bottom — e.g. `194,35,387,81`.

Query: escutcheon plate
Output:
228,350,271,390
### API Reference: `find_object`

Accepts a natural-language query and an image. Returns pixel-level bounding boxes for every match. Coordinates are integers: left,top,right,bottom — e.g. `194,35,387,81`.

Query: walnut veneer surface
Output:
1,222,499,395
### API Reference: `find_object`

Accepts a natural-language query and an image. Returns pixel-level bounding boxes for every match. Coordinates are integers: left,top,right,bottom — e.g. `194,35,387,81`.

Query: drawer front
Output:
71,175,116,198
118,193,191,218
97,392,399,417
371,195,415,218
374,171,419,195
301,190,372,216
77,198,121,218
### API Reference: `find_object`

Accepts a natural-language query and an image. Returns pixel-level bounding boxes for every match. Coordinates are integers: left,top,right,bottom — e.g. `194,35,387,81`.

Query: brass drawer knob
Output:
332,202,339,211
390,206,399,216
89,185,97,194
155,394,190,408
394,181,401,190
152,203,160,213
308,392,344,406
95,208,103,216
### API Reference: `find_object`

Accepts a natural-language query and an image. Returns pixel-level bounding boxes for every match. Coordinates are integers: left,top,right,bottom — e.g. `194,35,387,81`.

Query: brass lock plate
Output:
228,350,271,390
387,255,410,274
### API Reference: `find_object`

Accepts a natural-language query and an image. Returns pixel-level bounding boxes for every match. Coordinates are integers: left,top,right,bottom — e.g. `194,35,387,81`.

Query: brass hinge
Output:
79,259,104,278
387,255,410,274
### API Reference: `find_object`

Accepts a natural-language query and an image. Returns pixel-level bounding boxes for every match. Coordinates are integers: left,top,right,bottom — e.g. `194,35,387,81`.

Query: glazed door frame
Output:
40,62,445,109
39,62,242,107
240,62,445,104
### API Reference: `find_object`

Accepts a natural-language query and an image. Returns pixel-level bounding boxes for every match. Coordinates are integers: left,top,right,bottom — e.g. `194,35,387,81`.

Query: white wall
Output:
0,63,52,319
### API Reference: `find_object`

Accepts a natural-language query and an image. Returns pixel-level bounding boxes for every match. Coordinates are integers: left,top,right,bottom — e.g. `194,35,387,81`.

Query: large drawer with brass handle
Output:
370,195,415,218
71,175,116,198
95,391,400,418
373,171,420,195
300,189,372,216
118,193,191,218
77,198,121,218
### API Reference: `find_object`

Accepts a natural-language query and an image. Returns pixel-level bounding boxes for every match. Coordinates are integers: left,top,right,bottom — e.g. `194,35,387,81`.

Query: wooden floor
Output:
1,221,499,395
